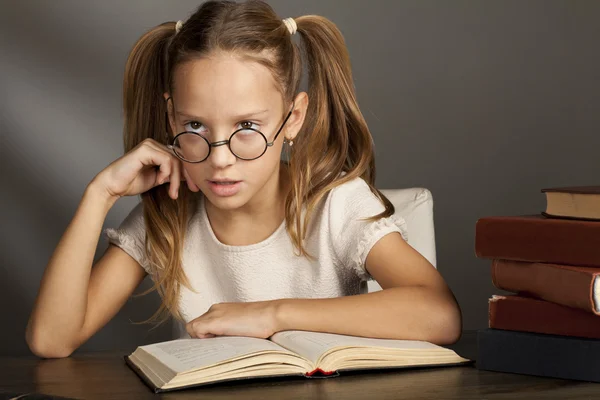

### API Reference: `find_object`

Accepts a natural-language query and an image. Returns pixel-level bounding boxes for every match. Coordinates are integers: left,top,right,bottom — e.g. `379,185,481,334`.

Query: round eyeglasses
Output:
167,106,293,163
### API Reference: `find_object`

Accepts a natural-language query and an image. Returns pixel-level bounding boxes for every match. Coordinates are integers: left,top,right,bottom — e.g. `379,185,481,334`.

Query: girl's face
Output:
164,51,298,212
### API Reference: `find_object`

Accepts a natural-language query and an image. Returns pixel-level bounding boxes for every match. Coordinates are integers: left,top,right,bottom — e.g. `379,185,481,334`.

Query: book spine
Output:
491,259,600,315
475,217,600,267
477,329,600,383
488,295,600,339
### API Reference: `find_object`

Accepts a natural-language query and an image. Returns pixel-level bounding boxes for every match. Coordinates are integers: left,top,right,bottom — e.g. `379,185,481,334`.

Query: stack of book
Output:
474,186,600,383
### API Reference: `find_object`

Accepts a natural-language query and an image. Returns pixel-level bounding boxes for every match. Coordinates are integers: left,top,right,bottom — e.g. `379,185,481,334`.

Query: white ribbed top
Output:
104,176,408,338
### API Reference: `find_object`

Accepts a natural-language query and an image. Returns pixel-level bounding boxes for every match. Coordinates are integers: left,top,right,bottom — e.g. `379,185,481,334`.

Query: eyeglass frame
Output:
165,99,295,163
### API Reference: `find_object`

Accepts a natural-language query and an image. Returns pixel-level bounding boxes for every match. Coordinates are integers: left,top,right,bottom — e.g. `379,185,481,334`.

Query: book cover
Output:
125,355,473,393
491,259,599,315
477,329,600,383
125,355,311,393
542,186,600,194
475,215,600,267
488,295,600,339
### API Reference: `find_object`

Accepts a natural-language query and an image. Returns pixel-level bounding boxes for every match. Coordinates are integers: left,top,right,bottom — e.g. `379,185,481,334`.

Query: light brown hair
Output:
122,0,395,328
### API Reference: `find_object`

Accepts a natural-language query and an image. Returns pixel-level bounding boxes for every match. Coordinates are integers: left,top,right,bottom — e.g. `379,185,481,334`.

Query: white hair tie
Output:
175,20,183,33
282,17,297,35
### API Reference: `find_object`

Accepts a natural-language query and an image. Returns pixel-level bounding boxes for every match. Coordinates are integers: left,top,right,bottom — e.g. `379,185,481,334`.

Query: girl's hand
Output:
91,138,200,201
186,301,281,339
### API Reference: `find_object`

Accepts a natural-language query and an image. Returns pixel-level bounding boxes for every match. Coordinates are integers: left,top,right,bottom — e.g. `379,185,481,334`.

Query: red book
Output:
491,259,599,315
475,215,600,267
488,295,600,339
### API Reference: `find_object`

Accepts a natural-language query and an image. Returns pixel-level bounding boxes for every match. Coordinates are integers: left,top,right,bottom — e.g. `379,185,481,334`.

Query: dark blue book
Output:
477,329,600,383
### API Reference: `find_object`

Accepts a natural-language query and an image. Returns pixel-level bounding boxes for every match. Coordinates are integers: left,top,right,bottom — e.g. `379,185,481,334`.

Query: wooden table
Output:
1,332,598,399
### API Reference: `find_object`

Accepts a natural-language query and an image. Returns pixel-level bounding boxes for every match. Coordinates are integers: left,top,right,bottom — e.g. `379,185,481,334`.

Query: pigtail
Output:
122,22,173,153
287,16,395,257
122,21,194,328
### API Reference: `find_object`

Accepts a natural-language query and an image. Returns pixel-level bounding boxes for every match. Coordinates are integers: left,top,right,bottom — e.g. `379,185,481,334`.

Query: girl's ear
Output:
163,92,173,112
163,92,176,133
286,92,309,141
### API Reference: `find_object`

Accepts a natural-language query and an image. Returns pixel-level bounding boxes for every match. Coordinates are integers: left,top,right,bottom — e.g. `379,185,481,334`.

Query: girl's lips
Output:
207,180,242,197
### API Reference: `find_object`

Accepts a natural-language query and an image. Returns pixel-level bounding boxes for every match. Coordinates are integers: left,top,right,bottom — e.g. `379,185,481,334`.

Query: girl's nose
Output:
208,141,237,168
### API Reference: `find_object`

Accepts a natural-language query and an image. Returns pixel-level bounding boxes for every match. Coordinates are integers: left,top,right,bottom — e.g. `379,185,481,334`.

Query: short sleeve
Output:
103,201,150,274
327,177,408,281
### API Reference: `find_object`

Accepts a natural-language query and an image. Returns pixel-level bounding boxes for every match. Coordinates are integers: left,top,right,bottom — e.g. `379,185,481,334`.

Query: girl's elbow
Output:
431,301,462,345
416,294,461,345
26,324,75,359
27,336,75,359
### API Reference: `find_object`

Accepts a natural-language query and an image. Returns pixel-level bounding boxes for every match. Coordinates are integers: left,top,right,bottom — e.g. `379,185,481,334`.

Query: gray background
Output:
1,0,598,356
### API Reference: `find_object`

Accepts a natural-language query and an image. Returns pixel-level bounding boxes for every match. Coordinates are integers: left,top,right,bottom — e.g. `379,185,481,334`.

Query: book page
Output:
270,330,446,366
140,336,292,374
593,276,599,310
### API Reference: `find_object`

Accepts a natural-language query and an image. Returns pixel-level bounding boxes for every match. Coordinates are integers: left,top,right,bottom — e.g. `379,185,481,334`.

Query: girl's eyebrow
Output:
176,109,269,120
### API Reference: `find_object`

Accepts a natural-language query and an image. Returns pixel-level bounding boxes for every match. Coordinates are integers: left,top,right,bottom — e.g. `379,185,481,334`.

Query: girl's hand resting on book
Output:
92,138,200,201
186,301,280,339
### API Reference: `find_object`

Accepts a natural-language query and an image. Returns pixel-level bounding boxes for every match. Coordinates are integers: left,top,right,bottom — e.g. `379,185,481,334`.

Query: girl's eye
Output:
239,121,259,131
182,120,260,134
183,121,207,133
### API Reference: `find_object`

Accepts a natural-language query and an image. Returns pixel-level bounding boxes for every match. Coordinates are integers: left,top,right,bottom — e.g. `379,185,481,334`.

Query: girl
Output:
26,0,461,358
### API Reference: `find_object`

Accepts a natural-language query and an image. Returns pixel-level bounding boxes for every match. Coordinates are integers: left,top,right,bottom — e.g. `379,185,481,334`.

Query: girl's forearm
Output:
26,182,118,357
274,286,462,345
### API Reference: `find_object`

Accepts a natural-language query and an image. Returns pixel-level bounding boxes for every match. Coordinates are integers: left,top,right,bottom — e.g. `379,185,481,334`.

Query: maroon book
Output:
475,215,600,267
489,295,600,339
491,259,599,315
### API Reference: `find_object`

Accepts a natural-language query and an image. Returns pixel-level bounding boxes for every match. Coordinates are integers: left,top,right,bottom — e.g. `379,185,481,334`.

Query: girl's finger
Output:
169,159,181,199
156,157,171,185
185,322,197,338
182,167,200,192
140,141,185,190
199,333,216,339
137,142,171,184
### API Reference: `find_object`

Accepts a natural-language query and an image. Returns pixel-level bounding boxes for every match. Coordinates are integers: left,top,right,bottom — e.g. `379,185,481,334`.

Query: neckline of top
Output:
199,194,287,252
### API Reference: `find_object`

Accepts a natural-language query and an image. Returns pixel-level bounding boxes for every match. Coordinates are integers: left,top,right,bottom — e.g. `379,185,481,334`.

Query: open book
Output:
125,330,472,393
